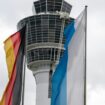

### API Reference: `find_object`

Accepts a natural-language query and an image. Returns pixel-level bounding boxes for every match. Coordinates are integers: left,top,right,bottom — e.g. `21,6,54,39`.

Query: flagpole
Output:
84,5,87,105
21,25,27,105
21,55,26,105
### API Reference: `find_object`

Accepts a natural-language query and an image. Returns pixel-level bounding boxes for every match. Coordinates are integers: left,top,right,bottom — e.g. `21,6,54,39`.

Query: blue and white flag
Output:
51,9,86,105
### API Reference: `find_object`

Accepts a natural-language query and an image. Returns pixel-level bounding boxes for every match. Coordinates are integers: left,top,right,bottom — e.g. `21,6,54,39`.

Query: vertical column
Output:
33,66,51,105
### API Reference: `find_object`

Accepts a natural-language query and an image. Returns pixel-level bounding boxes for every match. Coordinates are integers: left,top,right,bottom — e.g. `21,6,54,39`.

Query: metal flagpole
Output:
84,5,87,105
21,25,27,105
21,55,26,105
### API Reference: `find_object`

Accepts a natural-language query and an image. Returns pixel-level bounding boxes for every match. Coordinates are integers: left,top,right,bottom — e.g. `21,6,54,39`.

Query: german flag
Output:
0,26,26,105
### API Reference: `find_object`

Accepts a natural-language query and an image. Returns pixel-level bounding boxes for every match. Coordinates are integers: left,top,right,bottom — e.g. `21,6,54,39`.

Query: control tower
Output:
17,0,73,105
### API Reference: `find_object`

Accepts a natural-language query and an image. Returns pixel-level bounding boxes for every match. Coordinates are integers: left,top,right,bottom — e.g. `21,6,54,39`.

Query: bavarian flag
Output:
51,8,86,105
0,26,26,105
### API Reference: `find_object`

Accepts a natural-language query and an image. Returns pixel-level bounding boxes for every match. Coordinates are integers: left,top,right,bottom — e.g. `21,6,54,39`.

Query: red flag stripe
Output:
10,32,21,57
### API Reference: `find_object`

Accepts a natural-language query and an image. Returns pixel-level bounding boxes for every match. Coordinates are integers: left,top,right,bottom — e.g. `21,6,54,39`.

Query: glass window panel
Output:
47,1,54,6
62,7,66,12
36,28,41,32
36,15,41,19
36,19,41,25
54,5,61,11
42,26,48,31
41,5,46,12
47,0,54,2
41,2,46,6
38,30,42,35
34,3,39,8
35,7,40,13
55,2,62,6
29,17,34,21
49,15,55,20
49,19,55,24
42,15,48,19
37,38,42,43
30,21,35,25
49,29,55,33
55,38,59,43
47,1,54,12
43,37,48,42
49,24,55,28
56,21,62,25
55,0,62,2
42,19,48,25
48,5,54,11
49,37,55,42
43,32,48,37
40,0,46,3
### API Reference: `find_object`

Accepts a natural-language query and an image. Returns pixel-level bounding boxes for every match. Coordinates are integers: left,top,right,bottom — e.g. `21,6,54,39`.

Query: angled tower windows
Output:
17,0,74,69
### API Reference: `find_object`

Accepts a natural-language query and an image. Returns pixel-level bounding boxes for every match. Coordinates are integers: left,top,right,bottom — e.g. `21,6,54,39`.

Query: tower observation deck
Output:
17,0,73,105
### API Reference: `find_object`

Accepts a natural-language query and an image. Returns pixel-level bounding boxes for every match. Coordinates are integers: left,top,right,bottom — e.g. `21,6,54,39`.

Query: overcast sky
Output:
0,0,105,105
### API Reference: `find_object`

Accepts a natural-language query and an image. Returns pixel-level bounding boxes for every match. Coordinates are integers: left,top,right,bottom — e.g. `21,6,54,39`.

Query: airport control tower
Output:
17,0,73,105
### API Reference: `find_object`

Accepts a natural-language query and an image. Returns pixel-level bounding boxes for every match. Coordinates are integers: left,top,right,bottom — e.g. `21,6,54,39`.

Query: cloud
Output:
87,85,105,105
87,6,105,87
0,0,35,34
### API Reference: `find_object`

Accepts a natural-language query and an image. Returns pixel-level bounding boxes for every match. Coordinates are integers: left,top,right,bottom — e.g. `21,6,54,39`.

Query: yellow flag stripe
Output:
4,38,15,79
0,94,5,105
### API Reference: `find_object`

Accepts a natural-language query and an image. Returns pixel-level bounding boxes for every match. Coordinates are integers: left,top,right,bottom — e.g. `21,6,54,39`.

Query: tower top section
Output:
17,0,73,72
32,0,72,15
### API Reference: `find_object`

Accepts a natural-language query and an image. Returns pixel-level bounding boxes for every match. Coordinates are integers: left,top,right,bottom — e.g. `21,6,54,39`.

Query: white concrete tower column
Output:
33,66,51,105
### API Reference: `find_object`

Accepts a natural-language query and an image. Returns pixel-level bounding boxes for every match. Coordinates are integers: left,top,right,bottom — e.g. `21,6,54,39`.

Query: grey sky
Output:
0,0,105,105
